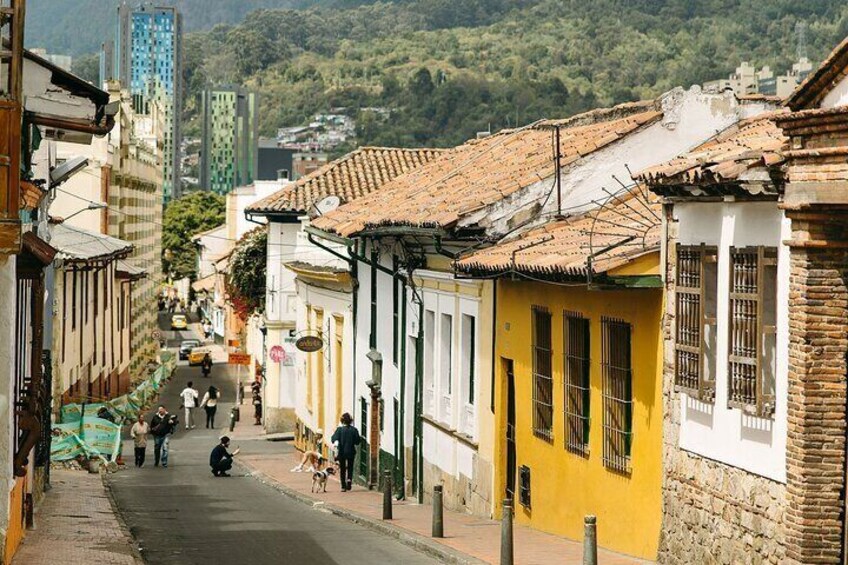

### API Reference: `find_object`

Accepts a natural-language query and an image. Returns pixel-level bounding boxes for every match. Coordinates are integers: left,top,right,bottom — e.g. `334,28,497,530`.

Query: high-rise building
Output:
200,86,259,195
114,2,182,203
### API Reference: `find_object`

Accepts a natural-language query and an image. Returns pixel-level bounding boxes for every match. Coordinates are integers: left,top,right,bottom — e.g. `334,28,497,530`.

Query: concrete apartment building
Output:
106,84,164,380
200,85,259,195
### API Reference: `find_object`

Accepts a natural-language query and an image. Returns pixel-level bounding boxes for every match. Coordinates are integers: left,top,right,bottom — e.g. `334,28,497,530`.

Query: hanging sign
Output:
295,335,324,353
269,345,286,363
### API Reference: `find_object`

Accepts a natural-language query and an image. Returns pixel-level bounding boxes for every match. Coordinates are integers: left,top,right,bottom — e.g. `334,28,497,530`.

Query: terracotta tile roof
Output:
787,37,848,110
456,186,661,280
313,104,662,238
635,114,787,195
245,147,445,215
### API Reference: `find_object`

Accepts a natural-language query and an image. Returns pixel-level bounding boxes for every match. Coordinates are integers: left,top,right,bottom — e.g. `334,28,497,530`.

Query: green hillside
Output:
25,0,313,55
182,0,848,149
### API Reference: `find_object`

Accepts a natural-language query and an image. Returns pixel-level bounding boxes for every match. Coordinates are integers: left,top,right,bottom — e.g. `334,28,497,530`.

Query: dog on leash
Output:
312,467,336,493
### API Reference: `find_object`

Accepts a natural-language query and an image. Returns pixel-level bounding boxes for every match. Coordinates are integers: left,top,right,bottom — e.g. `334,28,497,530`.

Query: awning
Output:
116,260,146,281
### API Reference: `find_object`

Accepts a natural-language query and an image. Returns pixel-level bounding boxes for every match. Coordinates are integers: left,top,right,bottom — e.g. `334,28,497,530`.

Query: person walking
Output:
200,386,219,429
210,436,240,477
331,413,361,492
251,376,262,425
150,406,174,468
201,353,213,378
130,413,150,468
181,381,199,430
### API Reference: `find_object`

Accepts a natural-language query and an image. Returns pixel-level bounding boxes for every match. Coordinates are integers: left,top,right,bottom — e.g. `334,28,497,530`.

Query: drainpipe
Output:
490,278,497,414
307,233,353,266
366,349,383,489
397,281,408,500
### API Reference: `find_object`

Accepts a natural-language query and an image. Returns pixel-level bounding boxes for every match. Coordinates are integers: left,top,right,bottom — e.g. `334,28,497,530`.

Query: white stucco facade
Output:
261,220,300,433
675,201,789,482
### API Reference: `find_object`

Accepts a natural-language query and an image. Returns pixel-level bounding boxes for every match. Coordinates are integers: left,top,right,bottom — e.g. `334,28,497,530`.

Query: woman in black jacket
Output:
331,413,361,492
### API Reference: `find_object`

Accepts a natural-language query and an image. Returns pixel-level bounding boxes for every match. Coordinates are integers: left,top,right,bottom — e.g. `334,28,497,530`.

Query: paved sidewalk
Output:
12,470,141,565
239,449,650,565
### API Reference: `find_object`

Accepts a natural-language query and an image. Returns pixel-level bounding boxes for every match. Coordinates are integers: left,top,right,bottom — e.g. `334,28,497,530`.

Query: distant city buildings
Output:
108,2,183,203
200,85,259,195
276,111,357,151
704,57,814,98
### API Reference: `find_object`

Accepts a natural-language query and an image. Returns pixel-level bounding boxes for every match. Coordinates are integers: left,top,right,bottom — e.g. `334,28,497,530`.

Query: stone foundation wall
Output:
660,449,786,564
421,452,492,518
264,406,295,435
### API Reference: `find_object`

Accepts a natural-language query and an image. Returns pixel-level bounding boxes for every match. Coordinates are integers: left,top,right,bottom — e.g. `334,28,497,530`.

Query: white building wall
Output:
820,75,848,109
416,270,483,484
0,258,15,541
293,281,354,442
351,243,401,459
262,220,300,433
675,201,789,482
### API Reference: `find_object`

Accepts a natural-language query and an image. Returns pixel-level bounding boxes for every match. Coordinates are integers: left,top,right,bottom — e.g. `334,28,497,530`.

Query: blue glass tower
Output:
115,2,182,203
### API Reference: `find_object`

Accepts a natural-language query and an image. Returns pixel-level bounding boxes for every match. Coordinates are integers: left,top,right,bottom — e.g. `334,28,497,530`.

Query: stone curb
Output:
238,461,490,565
101,472,146,564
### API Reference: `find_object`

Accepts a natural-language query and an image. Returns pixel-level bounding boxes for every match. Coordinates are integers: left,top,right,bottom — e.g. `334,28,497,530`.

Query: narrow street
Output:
106,315,437,565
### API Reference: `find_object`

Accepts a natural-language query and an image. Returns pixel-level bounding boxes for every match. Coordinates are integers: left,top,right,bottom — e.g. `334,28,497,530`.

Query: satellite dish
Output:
310,195,343,219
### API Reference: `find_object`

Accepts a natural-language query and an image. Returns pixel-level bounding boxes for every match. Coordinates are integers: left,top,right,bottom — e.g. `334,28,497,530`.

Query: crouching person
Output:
210,436,239,477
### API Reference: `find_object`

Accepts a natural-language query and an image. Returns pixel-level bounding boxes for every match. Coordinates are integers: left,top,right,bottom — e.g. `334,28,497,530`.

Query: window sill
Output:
421,414,479,449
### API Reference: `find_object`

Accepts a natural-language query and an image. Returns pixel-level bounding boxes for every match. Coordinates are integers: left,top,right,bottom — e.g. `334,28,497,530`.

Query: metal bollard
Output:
229,407,237,432
432,485,444,538
500,499,514,565
382,470,393,520
583,515,597,565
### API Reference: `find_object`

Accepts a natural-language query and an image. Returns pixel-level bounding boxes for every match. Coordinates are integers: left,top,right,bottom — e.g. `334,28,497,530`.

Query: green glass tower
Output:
200,86,259,195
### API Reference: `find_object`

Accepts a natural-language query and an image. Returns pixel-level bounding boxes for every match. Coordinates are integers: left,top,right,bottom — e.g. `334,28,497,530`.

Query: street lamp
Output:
56,201,107,223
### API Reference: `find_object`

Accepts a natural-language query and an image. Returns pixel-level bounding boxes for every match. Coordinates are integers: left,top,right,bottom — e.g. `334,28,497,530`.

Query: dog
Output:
311,466,336,493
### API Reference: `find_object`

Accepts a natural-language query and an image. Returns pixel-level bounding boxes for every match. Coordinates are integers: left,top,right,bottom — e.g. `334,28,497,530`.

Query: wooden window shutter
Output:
728,246,777,418
674,244,717,402
0,0,23,254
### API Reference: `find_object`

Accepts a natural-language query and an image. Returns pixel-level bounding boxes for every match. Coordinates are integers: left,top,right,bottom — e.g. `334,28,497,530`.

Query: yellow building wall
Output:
493,279,663,560
4,476,26,563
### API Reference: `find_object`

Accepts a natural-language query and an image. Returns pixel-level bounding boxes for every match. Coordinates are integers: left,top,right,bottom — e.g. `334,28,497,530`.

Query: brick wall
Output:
784,213,848,564
657,205,788,564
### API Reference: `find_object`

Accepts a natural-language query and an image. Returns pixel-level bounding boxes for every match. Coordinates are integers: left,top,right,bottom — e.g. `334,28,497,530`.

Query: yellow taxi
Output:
170,314,187,330
188,347,211,366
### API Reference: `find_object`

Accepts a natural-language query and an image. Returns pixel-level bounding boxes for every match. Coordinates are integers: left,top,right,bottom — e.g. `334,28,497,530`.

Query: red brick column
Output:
785,213,848,564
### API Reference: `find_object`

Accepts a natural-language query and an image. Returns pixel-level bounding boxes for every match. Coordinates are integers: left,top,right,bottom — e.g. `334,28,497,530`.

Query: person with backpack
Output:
331,413,361,492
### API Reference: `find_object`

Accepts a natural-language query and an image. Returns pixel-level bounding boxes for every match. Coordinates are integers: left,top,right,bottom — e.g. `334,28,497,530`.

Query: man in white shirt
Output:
180,381,199,430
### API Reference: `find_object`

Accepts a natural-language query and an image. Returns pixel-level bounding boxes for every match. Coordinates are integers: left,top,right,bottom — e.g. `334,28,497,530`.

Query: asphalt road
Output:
106,313,437,565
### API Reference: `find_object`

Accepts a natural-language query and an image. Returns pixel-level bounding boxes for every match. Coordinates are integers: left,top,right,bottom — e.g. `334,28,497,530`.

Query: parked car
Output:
171,314,187,330
188,347,211,366
179,339,200,360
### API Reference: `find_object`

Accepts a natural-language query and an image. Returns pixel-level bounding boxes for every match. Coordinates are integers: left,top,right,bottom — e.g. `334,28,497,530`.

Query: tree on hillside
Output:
71,54,99,85
162,191,226,281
